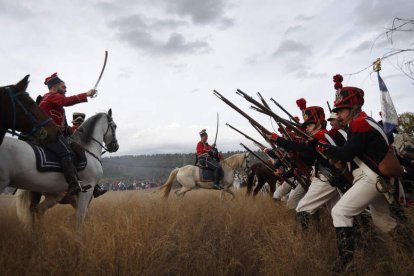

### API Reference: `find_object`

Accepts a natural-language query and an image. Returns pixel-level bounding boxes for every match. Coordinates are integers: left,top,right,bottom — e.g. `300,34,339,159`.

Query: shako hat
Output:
296,98,325,127
332,74,364,112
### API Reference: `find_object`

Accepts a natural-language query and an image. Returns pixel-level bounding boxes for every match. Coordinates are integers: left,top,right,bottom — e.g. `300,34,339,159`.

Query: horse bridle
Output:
0,86,52,137
243,153,251,172
90,114,118,153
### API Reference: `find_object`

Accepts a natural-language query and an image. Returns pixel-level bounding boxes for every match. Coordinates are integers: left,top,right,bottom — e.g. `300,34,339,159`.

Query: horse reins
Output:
78,115,117,166
0,87,52,137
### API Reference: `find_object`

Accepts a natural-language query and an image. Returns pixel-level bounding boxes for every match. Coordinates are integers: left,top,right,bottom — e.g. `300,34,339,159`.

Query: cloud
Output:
111,14,188,31
272,40,315,76
109,14,210,55
346,40,373,53
353,0,414,28
295,69,327,79
166,0,234,27
285,25,302,35
273,39,312,57
0,1,32,16
295,14,314,22
244,51,267,65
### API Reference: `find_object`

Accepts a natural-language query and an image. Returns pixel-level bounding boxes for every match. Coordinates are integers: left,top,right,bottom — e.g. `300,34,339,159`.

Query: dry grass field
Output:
0,189,413,275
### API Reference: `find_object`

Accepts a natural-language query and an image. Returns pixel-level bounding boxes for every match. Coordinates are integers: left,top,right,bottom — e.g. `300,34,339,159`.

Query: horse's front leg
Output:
75,185,94,234
221,182,236,200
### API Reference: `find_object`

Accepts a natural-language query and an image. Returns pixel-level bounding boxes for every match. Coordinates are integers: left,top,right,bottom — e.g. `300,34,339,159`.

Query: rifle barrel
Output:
226,123,265,148
236,89,311,140
213,90,271,135
270,98,301,127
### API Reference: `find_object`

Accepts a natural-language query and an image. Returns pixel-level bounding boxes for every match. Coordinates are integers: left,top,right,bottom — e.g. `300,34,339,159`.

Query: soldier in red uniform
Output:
70,111,108,198
320,74,400,272
196,129,223,189
39,73,97,195
70,112,85,133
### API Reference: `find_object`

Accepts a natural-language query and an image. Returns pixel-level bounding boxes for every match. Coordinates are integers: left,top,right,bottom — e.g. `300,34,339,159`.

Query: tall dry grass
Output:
0,189,413,275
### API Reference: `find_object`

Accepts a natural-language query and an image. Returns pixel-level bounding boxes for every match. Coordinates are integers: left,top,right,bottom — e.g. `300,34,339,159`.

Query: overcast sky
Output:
1,0,413,155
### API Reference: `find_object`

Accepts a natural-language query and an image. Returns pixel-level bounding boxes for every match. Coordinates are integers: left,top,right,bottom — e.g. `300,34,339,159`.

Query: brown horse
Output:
0,75,59,145
246,160,280,196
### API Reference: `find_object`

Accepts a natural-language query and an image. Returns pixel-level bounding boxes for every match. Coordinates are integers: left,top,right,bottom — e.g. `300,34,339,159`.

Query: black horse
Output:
0,75,59,145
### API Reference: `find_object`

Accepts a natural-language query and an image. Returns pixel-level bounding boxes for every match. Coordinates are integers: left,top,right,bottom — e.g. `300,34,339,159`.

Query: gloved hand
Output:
274,168,283,177
266,132,279,141
316,140,331,154
86,89,97,97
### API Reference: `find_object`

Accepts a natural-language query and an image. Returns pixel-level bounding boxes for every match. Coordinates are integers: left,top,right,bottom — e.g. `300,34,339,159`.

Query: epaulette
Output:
313,129,328,141
349,114,372,133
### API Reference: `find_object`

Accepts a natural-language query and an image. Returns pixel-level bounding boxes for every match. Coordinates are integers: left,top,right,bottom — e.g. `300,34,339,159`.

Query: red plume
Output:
296,98,307,111
333,74,343,90
44,72,58,85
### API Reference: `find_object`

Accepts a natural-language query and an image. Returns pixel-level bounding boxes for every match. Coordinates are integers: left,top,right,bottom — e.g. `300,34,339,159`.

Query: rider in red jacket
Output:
196,129,223,189
39,73,96,195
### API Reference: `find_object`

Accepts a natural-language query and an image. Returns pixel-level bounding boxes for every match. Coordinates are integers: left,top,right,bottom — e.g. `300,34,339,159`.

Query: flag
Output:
378,72,399,134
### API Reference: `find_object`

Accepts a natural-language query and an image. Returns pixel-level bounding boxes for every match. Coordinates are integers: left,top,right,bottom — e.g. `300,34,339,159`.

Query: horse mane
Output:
74,113,107,144
222,152,247,169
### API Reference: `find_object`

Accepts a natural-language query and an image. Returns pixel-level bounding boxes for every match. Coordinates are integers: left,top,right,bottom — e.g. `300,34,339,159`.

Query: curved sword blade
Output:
213,112,219,146
93,51,108,90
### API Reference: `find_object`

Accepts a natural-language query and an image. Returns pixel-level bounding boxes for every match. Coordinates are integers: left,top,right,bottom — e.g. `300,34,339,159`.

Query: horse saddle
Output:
198,167,215,182
27,142,87,172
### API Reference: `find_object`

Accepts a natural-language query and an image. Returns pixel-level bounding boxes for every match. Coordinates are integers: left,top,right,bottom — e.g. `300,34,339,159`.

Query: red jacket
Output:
39,91,88,129
196,141,212,156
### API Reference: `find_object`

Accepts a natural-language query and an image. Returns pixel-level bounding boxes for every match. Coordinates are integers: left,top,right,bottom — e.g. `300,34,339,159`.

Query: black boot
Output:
61,158,91,195
213,166,223,190
93,184,108,198
297,211,311,232
334,227,355,273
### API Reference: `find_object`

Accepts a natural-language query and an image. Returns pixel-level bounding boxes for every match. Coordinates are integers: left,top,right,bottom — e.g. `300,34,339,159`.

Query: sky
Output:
1,0,413,156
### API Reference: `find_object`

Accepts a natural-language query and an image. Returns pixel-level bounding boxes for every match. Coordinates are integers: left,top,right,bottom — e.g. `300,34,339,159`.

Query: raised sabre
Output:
213,112,219,146
92,51,108,97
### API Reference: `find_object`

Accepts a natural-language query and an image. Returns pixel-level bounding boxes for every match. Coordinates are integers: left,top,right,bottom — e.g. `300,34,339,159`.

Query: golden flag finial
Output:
373,58,382,72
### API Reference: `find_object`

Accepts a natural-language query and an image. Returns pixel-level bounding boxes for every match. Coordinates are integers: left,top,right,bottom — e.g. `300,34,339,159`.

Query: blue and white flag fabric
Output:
378,72,399,134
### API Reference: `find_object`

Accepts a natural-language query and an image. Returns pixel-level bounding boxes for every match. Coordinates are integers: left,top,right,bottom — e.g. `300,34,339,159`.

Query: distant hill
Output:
101,150,260,185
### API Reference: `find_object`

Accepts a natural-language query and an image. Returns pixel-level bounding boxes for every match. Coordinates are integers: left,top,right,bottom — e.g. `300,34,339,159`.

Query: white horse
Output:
0,109,118,230
161,153,250,199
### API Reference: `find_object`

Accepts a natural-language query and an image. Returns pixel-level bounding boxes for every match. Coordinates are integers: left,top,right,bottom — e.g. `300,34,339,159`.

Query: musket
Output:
248,122,292,167
237,90,315,188
240,143,296,188
213,90,272,135
226,123,266,148
327,101,332,113
270,98,302,127
236,89,312,141
256,92,292,140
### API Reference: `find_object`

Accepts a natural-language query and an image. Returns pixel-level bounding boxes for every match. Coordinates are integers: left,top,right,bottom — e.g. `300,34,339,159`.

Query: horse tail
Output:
15,189,38,228
246,163,258,196
160,168,179,198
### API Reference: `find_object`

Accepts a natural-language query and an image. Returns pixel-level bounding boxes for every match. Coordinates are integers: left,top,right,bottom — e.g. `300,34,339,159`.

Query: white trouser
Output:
286,183,305,210
296,175,341,214
331,168,397,233
273,180,293,200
